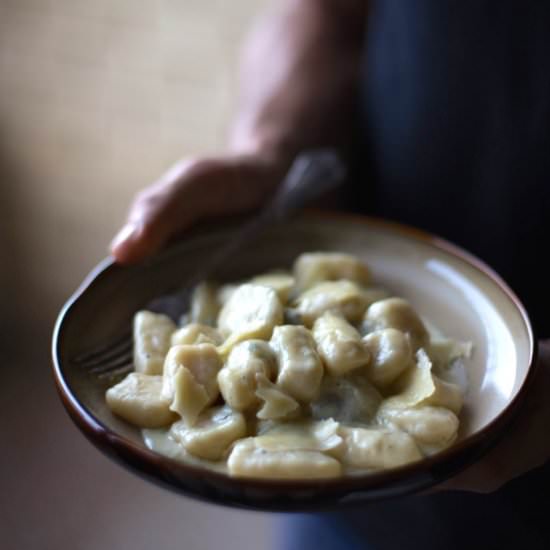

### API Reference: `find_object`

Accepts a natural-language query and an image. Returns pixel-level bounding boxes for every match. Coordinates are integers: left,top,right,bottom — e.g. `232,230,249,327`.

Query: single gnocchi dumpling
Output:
311,373,382,424
227,438,342,479
271,325,324,402
292,280,369,327
217,284,284,354
384,349,463,414
133,311,176,375
313,312,370,376
336,426,422,469
251,272,295,304
162,344,223,424
255,373,300,420
362,328,413,388
218,340,277,411
377,404,459,449
216,284,238,306
293,252,370,292
363,298,429,350
189,282,220,326
171,323,223,347
170,405,247,461
106,373,176,428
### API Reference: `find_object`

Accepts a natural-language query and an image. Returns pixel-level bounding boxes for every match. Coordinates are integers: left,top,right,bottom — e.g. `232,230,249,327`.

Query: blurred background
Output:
0,1,278,548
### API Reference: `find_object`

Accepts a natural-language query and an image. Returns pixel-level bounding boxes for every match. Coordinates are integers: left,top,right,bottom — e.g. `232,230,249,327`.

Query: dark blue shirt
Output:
308,1,550,548
356,0,550,336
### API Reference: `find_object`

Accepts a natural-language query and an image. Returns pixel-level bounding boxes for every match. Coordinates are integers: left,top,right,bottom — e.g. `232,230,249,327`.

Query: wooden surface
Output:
0,2,278,549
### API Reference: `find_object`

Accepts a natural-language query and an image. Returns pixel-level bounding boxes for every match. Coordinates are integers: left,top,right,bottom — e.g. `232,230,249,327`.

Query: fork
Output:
72,149,346,378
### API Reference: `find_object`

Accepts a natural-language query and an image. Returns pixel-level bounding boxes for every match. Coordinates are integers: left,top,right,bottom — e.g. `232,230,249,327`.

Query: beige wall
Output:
0,0,268,331
1,3,282,550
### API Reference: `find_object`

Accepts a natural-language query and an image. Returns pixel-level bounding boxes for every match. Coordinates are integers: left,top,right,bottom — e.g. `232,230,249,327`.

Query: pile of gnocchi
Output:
106,252,471,479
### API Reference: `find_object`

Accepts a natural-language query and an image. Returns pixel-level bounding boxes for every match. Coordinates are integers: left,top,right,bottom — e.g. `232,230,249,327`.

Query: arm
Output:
230,0,368,156
111,0,368,264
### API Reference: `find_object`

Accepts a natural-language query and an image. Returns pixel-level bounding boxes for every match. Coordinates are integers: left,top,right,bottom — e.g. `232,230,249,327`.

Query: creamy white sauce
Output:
126,272,474,478
142,428,228,473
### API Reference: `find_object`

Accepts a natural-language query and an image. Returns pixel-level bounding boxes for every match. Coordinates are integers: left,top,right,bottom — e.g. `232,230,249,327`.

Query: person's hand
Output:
436,339,550,493
110,149,291,264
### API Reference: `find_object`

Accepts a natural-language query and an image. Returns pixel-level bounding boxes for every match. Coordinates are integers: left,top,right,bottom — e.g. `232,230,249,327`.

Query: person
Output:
110,1,550,547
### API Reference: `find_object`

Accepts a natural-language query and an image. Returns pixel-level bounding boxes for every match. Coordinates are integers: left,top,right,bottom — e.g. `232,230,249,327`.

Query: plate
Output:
51,212,535,510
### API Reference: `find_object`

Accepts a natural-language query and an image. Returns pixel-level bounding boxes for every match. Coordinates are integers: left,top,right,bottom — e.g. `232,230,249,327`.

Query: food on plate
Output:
170,405,247,461
270,325,323,402
218,340,277,411
293,252,371,291
106,373,176,428
162,344,222,425
291,280,370,327
313,311,370,376
251,272,295,304
133,311,176,375
363,298,430,351
171,323,223,347
362,328,412,388
106,251,471,479
217,283,284,353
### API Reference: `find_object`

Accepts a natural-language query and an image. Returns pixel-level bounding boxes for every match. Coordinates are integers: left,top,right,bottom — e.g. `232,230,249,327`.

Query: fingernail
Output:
110,223,139,251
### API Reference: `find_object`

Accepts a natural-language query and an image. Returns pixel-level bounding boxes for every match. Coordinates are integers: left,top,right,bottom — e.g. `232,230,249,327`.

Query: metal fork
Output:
72,149,346,378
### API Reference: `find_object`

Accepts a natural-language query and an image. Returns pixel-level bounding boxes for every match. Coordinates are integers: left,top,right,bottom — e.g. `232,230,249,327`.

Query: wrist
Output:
229,120,300,162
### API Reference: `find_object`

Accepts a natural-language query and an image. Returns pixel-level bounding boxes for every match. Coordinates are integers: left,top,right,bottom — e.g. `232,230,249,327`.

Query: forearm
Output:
230,0,368,158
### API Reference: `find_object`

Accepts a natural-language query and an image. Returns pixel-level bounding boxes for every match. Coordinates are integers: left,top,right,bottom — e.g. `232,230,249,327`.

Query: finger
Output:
110,159,224,264
433,462,502,494
110,152,290,264
110,221,148,265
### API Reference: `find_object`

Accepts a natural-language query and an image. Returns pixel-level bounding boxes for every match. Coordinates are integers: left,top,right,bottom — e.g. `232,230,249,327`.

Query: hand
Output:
436,339,550,493
110,149,291,264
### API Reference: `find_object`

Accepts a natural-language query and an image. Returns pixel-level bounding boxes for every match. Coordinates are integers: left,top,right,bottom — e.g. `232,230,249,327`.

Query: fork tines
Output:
72,330,133,376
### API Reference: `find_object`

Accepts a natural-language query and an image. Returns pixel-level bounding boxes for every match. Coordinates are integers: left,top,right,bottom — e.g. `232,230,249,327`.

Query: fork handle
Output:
267,148,347,221
186,149,347,288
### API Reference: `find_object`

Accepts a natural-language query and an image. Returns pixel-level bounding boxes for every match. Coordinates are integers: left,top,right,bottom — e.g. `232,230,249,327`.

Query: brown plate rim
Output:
51,211,538,504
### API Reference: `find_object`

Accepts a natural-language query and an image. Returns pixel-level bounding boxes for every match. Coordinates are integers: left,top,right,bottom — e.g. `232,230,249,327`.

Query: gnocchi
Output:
106,251,471,479
292,280,369,327
106,373,176,428
217,340,277,411
364,298,429,351
271,325,324,402
313,311,370,376
133,311,176,375
171,323,223,347
362,328,412,388
293,252,371,291
162,344,222,425
217,283,284,354
171,405,246,461
251,272,295,304
228,438,342,479
189,282,220,326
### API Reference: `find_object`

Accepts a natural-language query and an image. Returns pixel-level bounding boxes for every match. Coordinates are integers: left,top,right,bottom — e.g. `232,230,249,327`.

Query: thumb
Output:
110,153,288,264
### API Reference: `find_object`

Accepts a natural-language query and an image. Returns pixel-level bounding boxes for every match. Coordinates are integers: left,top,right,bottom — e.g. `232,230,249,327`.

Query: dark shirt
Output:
354,0,550,337
281,463,550,549
330,1,550,547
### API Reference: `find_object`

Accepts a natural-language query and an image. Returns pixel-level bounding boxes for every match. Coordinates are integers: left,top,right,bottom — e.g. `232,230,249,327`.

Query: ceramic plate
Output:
52,212,535,510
